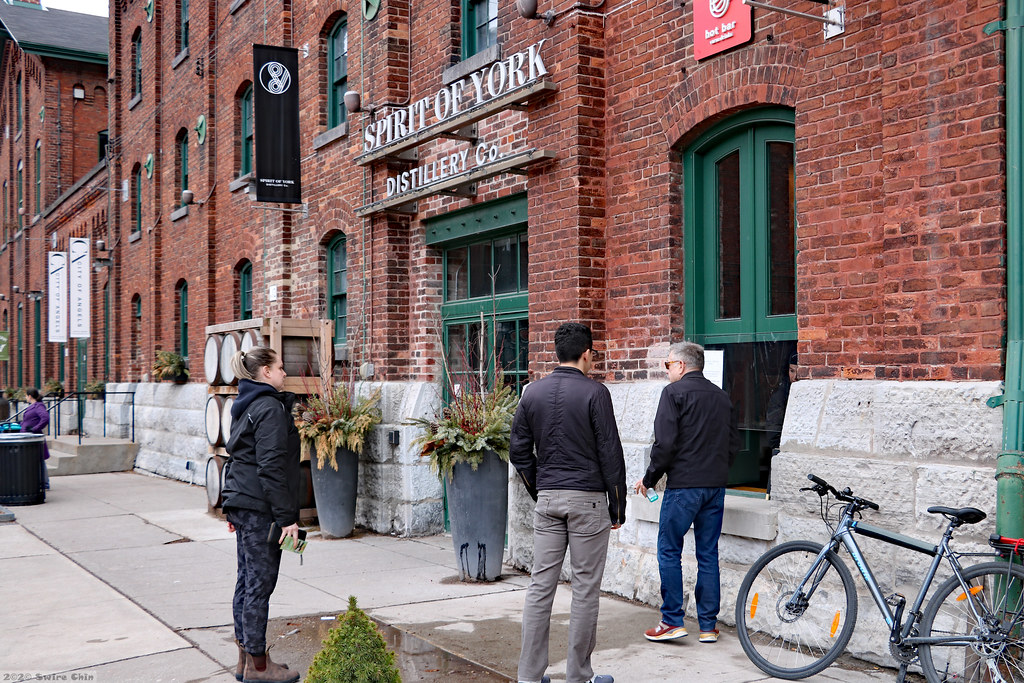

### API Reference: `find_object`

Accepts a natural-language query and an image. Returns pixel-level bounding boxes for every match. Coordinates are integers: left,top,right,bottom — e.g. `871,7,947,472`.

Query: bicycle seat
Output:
927,506,987,524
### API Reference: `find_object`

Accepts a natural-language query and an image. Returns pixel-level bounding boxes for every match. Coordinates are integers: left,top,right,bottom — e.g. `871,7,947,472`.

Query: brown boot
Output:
234,641,245,681
242,652,299,683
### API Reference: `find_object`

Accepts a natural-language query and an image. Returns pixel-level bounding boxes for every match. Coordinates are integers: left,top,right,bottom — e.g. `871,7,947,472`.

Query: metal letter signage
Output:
48,251,67,343
693,0,752,60
253,45,302,204
69,238,91,339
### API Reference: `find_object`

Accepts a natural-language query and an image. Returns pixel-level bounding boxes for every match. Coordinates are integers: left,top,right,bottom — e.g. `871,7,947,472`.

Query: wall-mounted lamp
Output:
0,294,7,301
181,189,204,206
27,290,43,301
517,0,557,25
12,286,20,294
72,87,86,100
93,257,114,272
344,91,374,115
95,239,106,251
17,207,25,216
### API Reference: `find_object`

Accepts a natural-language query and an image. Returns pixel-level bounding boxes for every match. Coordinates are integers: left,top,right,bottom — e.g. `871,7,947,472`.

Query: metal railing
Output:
2,391,136,444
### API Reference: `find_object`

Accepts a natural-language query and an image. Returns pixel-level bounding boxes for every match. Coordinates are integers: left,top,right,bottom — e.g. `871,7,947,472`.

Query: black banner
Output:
253,44,301,203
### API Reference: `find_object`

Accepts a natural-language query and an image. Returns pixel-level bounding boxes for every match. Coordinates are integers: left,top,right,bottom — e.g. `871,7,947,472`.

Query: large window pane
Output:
767,141,796,316
469,242,490,298
519,233,529,290
446,247,468,301
493,237,517,294
717,151,741,320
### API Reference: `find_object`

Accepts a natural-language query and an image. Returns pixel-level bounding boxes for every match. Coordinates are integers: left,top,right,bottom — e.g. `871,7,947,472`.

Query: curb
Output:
0,505,14,523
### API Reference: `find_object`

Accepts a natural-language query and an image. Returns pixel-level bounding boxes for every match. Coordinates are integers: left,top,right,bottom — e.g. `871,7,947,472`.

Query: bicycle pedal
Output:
886,593,906,607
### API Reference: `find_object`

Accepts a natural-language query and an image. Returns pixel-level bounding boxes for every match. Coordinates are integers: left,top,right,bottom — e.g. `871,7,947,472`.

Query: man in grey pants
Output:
510,322,627,683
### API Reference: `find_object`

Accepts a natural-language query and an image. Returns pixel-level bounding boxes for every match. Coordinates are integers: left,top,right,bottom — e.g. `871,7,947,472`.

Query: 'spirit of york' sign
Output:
693,0,752,60
362,40,549,154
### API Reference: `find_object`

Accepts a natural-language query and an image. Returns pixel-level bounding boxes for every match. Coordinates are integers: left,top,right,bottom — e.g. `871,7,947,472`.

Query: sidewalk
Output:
0,473,895,682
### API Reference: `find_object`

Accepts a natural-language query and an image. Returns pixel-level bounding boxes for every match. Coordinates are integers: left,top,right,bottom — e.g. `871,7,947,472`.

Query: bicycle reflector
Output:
830,611,841,637
750,593,759,619
956,585,984,602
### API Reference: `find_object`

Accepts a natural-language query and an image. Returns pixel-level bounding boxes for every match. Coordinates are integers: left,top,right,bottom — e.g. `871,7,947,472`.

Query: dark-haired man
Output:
511,322,626,683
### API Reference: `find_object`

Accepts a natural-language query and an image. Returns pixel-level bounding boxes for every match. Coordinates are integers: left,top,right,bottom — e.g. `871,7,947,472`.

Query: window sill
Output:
229,172,254,193
128,93,143,110
31,215,39,226
630,491,777,541
228,0,249,13
128,230,142,243
170,205,189,221
312,123,347,151
442,43,502,85
172,48,190,70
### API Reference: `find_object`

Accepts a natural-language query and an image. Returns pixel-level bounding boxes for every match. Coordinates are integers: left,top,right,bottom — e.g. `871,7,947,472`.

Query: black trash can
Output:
0,433,45,505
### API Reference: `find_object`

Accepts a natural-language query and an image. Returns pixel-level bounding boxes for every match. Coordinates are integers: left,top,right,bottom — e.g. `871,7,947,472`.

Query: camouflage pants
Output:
226,507,282,655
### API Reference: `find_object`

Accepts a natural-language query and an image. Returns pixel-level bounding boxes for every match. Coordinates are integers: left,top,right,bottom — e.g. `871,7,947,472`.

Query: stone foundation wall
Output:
506,378,1004,668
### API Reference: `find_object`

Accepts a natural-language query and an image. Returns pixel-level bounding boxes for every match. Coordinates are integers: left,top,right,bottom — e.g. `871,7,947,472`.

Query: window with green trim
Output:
16,73,22,132
131,164,142,234
327,235,347,344
177,281,188,358
178,0,189,53
131,30,142,97
98,130,108,161
462,0,497,58
240,86,253,175
17,306,23,387
16,161,23,229
131,295,141,366
328,16,348,128
176,129,189,206
33,140,40,214
684,107,796,491
239,261,253,320
32,298,40,388
3,182,7,240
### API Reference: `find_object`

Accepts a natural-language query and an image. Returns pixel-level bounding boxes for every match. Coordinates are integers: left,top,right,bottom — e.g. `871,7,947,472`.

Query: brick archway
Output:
657,44,808,147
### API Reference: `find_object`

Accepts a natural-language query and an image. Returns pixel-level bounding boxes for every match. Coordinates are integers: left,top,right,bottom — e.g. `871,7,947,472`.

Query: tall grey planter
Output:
311,447,358,538
446,450,508,581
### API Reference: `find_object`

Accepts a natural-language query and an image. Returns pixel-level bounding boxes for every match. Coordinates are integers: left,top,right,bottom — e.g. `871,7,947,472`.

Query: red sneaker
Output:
644,622,688,641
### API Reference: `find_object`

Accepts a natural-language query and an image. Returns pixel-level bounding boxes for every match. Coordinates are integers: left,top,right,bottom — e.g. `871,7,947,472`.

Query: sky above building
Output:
43,0,108,17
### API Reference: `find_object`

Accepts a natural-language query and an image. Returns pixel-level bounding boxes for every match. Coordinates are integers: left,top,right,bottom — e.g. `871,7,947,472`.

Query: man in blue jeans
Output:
634,341,739,644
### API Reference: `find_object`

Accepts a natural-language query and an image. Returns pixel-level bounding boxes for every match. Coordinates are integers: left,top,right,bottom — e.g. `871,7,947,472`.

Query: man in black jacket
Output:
634,341,739,645
510,322,625,683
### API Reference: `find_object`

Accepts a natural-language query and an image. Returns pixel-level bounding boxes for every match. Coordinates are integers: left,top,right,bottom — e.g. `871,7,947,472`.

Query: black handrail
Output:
2,391,136,444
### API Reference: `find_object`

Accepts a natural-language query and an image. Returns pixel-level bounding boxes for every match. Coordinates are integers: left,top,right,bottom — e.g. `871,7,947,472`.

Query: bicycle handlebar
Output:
804,473,880,511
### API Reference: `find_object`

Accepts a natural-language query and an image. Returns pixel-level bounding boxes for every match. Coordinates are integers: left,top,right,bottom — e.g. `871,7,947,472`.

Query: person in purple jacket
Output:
21,388,50,489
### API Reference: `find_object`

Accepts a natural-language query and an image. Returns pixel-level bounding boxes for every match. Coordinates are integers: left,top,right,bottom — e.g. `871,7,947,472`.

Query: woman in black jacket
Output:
221,347,301,683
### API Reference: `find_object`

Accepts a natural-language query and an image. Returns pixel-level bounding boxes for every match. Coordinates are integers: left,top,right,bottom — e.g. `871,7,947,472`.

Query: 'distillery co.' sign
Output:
363,39,549,154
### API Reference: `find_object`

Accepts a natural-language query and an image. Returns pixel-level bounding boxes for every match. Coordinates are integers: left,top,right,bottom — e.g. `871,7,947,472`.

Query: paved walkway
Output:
0,472,897,682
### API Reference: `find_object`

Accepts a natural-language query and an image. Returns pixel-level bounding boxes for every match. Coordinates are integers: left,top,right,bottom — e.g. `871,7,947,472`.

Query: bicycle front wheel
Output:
919,560,1024,683
735,540,858,680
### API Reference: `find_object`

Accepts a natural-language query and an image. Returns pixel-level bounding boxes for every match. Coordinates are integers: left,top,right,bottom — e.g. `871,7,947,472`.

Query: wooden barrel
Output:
204,335,223,385
240,329,262,353
205,455,226,508
221,396,235,443
205,395,224,446
219,331,241,385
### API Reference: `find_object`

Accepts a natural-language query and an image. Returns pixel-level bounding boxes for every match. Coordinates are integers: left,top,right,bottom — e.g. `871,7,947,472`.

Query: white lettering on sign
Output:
363,40,548,154
386,143,502,197
709,21,736,44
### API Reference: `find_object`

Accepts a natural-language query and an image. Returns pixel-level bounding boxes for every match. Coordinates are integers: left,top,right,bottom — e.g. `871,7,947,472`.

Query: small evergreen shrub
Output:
305,595,401,683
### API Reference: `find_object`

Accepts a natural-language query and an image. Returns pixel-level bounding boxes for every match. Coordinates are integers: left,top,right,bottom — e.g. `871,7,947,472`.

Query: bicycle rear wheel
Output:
735,540,858,679
919,560,1024,683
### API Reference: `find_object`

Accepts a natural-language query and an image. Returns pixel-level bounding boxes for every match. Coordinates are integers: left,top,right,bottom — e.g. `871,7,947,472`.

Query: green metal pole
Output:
998,0,1024,542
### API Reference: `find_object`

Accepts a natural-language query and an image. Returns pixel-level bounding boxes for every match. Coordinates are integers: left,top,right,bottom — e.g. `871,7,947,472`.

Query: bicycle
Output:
735,473,1024,682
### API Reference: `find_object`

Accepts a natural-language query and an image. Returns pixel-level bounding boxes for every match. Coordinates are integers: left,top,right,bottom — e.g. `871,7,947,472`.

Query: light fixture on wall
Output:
181,189,204,206
517,0,556,25
27,290,43,302
344,91,374,115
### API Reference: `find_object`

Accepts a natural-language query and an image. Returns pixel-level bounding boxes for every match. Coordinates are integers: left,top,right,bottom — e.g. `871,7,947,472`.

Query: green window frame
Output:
177,282,188,358
240,86,253,175
239,261,253,320
328,16,348,128
683,107,797,492
33,299,40,389
16,73,22,132
98,130,108,161
132,165,142,234
327,235,347,344
179,0,189,53
132,31,142,97
462,0,497,58
16,162,23,230
17,306,23,387
131,295,141,364
3,182,8,240
177,131,189,205
33,140,40,214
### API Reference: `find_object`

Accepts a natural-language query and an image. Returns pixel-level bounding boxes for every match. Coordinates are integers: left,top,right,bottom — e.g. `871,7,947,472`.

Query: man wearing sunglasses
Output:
511,322,626,683
634,341,739,646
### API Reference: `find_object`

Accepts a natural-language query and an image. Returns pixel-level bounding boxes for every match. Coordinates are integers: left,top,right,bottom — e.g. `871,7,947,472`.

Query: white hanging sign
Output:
69,238,91,338
47,251,67,343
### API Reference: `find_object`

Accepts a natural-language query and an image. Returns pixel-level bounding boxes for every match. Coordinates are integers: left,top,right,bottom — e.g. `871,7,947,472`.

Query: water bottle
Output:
645,489,659,503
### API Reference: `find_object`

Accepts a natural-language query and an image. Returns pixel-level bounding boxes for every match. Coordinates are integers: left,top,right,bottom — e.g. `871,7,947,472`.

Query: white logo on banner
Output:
710,0,729,18
259,62,292,94
69,238,91,338
48,252,67,343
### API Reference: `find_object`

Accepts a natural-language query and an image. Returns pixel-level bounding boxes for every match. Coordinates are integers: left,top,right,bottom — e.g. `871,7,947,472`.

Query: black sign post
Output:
253,44,301,204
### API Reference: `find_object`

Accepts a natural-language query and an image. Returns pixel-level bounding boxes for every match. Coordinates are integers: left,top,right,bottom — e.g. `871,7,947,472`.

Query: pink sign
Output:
694,0,753,61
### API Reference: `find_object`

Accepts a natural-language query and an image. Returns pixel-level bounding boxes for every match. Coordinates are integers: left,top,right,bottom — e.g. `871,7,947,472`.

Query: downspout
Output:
987,1,1024,542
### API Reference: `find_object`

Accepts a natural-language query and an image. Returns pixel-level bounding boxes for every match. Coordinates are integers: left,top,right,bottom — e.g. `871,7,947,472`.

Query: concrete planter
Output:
311,447,359,538
446,450,508,581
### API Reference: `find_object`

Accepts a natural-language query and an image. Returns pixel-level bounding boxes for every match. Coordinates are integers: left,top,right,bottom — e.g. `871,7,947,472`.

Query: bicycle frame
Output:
794,505,979,646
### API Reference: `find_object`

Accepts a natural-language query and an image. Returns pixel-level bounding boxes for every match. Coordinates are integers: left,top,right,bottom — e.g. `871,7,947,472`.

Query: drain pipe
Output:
987,1,1024,542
